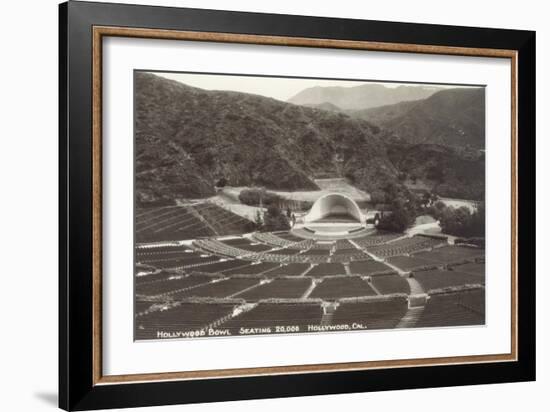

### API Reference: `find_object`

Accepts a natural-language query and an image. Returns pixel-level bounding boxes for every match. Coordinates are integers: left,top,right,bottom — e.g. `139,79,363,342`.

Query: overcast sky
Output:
153,71,471,102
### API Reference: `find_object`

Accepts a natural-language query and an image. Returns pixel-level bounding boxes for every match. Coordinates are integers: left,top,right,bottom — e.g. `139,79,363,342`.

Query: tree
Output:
376,207,414,233
372,181,422,233
262,205,290,232
427,163,444,182
437,202,485,237
439,206,471,235
376,196,415,233
421,191,439,208
470,202,485,236
254,209,263,230
344,171,356,184
370,190,386,205
215,177,228,188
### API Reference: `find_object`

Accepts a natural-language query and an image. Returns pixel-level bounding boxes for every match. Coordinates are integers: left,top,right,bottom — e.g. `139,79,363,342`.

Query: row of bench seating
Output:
367,236,446,258
251,232,297,247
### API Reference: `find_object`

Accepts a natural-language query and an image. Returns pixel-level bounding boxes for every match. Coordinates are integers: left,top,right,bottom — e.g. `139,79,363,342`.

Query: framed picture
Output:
59,1,536,410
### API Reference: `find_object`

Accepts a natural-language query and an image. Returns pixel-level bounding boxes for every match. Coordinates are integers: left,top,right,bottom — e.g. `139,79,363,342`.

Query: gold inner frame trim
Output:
91,25,518,386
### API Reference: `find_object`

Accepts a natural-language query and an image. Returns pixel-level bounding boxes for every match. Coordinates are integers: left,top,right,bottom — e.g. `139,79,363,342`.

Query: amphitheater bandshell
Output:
303,193,366,226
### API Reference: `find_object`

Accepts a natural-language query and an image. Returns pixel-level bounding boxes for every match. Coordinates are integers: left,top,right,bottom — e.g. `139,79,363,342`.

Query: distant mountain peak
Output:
350,87,485,150
288,83,441,111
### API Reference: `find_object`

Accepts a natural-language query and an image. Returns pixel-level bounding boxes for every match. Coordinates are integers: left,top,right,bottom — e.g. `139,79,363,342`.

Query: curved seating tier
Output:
251,232,298,248
367,236,447,258
309,276,376,299
354,233,402,248
415,288,485,328
370,274,411,295
193,239,263,258
331,297,408,330
411,245,484,265
411,269,485,293
330,252,371,263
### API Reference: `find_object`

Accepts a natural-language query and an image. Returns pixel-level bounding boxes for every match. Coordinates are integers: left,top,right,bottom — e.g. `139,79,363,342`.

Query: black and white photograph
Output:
0,0,542,410
134,71,486,340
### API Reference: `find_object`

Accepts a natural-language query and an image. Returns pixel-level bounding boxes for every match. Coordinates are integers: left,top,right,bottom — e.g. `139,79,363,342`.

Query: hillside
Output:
352,88,485,150
288,83,440,111
350,100,420,125
303,102,343,112
135,72,399,205
386,143,485,200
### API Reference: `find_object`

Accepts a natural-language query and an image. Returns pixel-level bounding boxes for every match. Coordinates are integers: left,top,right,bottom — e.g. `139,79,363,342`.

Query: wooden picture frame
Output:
59,1,535,410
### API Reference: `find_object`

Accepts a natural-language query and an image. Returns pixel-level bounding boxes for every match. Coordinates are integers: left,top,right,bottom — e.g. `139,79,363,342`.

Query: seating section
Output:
386,255,439,272
354,233,401,248
415,289,485,327
370,274,410,295
236,278,312,300
135,302,237,340
348,260,393,275
331,240,366,261
136,244,191,254
331,298,408,329
252,232,297,248
134,223,486,340
265,263,311,277
135,300,153,315
258,250,303,262
136,206,214,243
450,262,485,276
194,239,251,258
223,262,280,275
276,232,305,242
193,203,254,236
334,239,355,250
220,238,273,252
330,251,371,262
263,250,331,264
171,278,261,299
136,274,217,297
302,249,331,256
136,245,229,270
266,248,302,256
412,246,484,265
136,245,192,258
191,259,250,273
307,263,346,276
287,239,315,250
136,270,180,284
309,276,376,299
309,242,334,250
221,303,323,334
219,237,247,245
137,252,220,269
136,204,253,243
367,236,446,258
412,269,485,292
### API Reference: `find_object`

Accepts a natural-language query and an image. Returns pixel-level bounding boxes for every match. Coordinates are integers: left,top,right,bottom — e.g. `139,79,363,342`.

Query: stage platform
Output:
291,223,376,239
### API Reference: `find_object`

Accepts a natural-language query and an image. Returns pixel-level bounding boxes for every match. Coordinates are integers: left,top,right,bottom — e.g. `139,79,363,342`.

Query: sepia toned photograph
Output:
133,71,486,341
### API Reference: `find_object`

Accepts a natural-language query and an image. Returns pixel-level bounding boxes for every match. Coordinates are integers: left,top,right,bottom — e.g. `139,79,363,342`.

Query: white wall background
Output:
0,0,546,411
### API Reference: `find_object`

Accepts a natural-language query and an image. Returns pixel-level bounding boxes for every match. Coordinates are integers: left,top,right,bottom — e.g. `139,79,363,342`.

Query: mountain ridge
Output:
135,72,399,205
355,87,486,150
288,83,441,111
